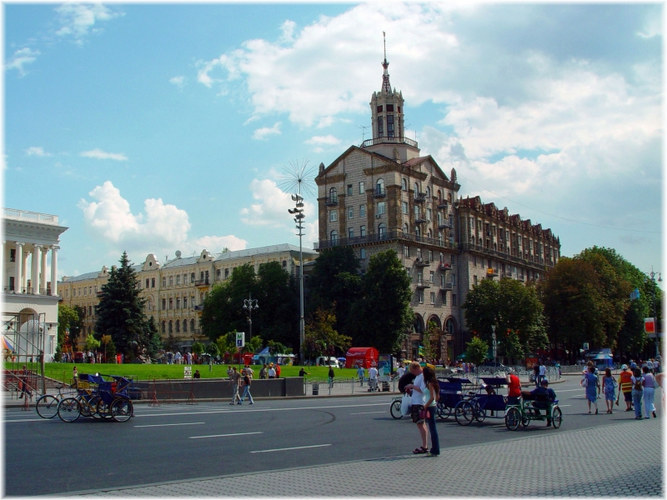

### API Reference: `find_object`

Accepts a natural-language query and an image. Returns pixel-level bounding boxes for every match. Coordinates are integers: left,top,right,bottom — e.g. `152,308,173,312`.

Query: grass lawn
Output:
16,362,359,384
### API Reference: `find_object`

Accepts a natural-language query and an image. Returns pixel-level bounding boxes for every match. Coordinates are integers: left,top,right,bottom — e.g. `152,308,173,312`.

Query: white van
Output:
316,356,338,367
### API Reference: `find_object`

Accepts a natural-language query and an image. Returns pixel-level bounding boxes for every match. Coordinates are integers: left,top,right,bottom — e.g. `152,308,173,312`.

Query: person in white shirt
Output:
404,362,428,454
368,365,379,391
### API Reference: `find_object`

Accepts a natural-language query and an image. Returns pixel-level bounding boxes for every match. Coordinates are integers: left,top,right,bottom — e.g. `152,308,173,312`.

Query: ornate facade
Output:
315,47,560,362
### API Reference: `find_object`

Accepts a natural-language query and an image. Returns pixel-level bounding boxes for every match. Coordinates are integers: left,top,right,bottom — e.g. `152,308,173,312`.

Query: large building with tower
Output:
315,46,560,362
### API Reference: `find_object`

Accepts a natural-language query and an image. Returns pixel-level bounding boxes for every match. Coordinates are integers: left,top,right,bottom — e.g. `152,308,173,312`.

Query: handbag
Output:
400,393,411,416
419,407,429,420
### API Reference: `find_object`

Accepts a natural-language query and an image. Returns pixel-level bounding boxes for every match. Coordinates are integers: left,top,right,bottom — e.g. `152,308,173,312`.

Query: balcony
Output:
194,279,210,287
315,230,458,251
415,217,427,225
325,196,338,207
440,282,454,290
373,189,386,199
415,279,430,289
360,136,419,149
439,262,452,271
415,257,430,267
414,192,426,203
438,221,451,230
437,201,448,210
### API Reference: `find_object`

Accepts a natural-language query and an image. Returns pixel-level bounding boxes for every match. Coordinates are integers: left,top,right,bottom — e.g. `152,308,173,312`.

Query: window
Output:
377,116,384,136
190,273,195,283
387,114,394,137
176,275,180,285
183,320,188,333
145,279,149,288
348,207,354,219
402,201,408,214
151,278,155,288
162,277,166,287
418,289,424,304
430,270,435,283
360,204,366,217
184,297,187,308
376,178,385,196
426,208,432,221
360,248,366,260
359,181,365,194
348,227,354,239
426,186,431,199
161,298,166,310
9,249,15,262
330,230,338,244
430,292,436,305
402,178,408,191
414,205,421,219
377,201,386,215
360,225,366,237
176,298,180,309
169,276,173,286
175,320,180,333
347,184,353,196
404,245,410,257
328,187,338,204
329,210,338,222
169,298,173,310
378,223,386,238
403,223,409,235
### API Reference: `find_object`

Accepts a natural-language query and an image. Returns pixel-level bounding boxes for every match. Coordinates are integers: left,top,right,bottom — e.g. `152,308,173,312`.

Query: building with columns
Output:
59,243,318,351
315,47,560,362
2,208,68,361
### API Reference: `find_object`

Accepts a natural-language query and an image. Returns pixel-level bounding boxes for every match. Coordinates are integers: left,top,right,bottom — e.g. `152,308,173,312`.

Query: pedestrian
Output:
275,364,281,378
642,365,657,418
631,367,644,419
357,365,365,386
368,364,378,392
583,365,600,414
538,362,547,386
259,364,268,379
616,364,634,411
601,367,616,414
268,363,276,378
193,369,201,379
404,362,428,454
421,365,440,456
299,367,309,377
229,367,241,405
240,369,254,405
533,365,540,387
506,367,522,405
328,365,335,389
395,363,406,380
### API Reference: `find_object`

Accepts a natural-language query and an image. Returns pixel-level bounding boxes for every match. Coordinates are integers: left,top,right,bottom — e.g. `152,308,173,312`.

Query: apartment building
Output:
315,48,560,361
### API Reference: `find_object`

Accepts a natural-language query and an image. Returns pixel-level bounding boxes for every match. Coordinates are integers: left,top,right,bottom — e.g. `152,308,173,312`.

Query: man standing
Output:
405,362,428,454
616,364,633,411
368,364,379,392
506,367,522,405
229,367,241,405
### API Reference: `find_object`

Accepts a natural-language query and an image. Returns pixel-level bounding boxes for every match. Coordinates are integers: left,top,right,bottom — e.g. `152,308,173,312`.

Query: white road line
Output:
350,411,385,415
250,443,331,454
135,421,205,428
189,431,263,440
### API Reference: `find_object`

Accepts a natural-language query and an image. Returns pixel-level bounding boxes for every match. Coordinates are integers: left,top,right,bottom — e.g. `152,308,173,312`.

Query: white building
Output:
2,208,68,361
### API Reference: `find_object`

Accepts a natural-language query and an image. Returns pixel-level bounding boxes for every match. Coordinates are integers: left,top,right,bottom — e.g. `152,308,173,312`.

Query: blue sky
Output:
3,2,663,281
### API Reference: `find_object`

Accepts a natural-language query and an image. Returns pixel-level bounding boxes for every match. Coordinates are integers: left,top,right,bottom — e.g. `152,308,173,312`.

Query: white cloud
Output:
80,149,128,161
253,122,282,140
5,48,40,76
170,75,186,89
55,3,123,43
25,146,51,157
78,181,249,261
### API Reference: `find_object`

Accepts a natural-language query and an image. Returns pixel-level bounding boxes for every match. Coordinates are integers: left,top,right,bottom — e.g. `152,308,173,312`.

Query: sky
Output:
3,1,664,282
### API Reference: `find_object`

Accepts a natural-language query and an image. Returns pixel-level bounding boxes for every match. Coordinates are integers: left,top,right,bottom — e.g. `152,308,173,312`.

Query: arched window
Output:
168,320,173,334
378,223,386,239
437,189,442,202
190,319,195,332
426,186,431,199
415,226,421,238
183,319,188,333
330,230,338,244
329,187,338,203
402,178,408,191
403,223,409,235
376,178,385,196
414,182,420,195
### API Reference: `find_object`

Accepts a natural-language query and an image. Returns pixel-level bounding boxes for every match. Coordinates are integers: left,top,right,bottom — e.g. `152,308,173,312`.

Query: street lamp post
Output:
243,293,259,341
288,194,305,364
648,267,661,358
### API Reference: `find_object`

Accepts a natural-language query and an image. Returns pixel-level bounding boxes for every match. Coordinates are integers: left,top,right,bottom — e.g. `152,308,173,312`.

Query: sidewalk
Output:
77,417,661,497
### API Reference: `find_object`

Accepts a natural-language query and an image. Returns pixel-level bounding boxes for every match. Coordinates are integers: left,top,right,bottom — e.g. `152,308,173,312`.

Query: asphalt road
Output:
4,377,647,496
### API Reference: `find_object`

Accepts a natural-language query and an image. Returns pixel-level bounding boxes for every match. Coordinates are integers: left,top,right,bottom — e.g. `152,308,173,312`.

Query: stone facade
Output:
315,52,560,362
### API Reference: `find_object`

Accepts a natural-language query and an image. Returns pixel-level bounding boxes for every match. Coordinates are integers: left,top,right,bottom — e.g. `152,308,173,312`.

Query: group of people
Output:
227,366,254,405
507,367,557,425
258,363,280,379
399,361,440,457
582,360,661,420
356,364,379,391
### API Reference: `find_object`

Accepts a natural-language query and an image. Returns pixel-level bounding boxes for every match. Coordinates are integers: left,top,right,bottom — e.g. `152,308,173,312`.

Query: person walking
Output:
421,365,440,456
229,367,241,405
368,364,378,392
601,367,617,414
642,365,657,418
583,365,600,414
357,365,365,387
328,365,335,389
239,368,254,405
405,362,428,455
631,367,644,419
616,364,634,411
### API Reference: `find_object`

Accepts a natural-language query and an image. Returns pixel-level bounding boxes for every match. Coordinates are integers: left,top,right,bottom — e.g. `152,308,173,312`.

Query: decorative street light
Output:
648,267,661,358
242,293,259,341
288,194,306,364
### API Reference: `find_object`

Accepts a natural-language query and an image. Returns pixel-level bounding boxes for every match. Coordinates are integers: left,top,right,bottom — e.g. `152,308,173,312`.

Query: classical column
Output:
31,245,41,294
50,246,59,296
40,247,48,294
15,242,23,293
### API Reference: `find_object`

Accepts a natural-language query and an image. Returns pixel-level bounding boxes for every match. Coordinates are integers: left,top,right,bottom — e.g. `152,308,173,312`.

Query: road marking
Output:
135,421,205,428
250,443,331,454
189,431,263,439
350,411,385,415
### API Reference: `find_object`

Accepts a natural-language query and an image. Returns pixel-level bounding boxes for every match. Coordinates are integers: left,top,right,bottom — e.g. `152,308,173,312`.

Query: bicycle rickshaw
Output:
436,377,473,420
57,373,134,423
505,391,562,430
454,377,508,425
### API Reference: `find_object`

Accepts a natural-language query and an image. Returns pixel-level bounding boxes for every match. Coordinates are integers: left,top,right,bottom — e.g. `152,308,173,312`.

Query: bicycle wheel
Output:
36,395,59,419
96,399,113,420
455,401,474,426
505,407,521,431
57,397,81,423
436,401,451,420
390,399,403,419
111,398,133,423
551,406,562,429
472,400,487,422
79,394,99,418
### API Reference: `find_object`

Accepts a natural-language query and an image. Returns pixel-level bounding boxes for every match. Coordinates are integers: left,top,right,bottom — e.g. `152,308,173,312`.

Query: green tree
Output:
466,336,489,366
191,341,205,357
56,304,81,360
255,261,299,348
84,333,101,352
145,316,162,358
351,250,413,353
215,332,238,363
304,307,352,360
421,320,442,363
95,252,151,360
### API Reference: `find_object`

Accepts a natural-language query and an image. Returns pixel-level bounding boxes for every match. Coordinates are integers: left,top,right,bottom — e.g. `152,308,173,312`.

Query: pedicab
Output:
57,373,134,423
505,389,562,430
454,377,508,425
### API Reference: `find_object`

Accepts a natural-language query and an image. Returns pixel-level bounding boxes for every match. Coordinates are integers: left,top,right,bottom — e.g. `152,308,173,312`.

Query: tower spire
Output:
381,31,391,94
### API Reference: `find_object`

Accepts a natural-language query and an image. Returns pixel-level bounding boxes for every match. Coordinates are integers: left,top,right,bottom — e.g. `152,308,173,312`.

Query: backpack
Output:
634,377,643,391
